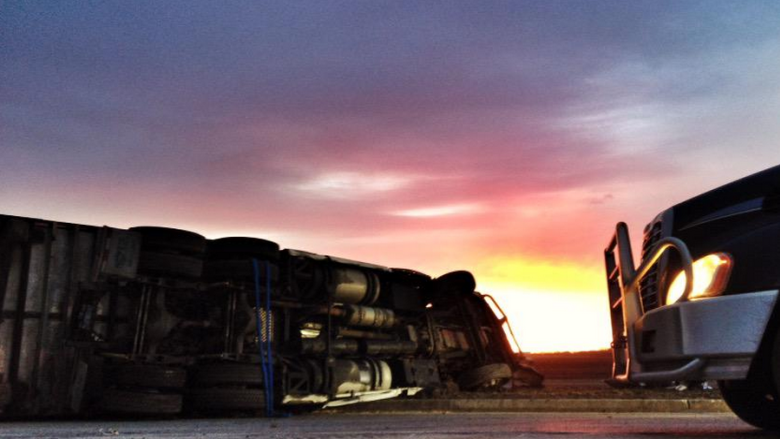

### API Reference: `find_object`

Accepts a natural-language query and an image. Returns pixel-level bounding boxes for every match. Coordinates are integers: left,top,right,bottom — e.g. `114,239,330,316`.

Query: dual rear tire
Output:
99,364,187,415
188,363,267,412
131,227,207,280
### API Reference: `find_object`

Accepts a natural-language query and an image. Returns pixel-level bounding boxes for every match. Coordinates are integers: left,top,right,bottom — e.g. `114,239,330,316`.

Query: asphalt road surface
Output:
0,413,773,439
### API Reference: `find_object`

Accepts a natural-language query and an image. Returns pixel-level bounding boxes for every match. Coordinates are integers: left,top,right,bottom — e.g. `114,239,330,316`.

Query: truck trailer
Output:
0,214,541,417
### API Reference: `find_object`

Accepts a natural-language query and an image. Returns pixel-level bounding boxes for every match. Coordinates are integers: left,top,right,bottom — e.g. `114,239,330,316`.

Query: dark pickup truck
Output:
605,164,780,429
0,214,541,417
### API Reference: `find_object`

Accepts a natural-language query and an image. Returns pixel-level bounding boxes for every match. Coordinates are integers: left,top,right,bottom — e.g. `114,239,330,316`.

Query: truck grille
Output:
638,220,663,312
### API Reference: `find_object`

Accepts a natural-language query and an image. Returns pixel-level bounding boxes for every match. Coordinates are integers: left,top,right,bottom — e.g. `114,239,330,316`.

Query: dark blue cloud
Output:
6,1,777,117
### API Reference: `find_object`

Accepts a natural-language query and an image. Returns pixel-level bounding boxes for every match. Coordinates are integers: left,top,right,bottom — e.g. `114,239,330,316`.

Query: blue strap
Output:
265,260,274,416
252,258,273,417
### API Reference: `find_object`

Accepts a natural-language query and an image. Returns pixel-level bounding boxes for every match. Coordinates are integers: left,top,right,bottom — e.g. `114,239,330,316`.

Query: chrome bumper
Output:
605,222,778,383
635,290,778,381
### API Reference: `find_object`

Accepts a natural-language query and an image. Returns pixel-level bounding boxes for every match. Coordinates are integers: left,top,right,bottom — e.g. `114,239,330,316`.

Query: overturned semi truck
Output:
0,214,542,417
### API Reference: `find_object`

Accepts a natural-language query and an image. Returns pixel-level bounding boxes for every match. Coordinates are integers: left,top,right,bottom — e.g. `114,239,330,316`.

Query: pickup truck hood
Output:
666,165,780,295
672,165,780,232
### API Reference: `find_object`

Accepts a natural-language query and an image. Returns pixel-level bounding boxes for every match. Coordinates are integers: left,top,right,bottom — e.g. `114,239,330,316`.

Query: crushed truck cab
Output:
605,165,780,430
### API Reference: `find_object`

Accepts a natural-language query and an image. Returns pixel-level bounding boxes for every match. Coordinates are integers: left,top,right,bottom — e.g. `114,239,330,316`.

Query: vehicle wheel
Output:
202,260,280,283
390,268,432,301
207,237,280,262
391,268,432,284
719,378,780,430
130,226,207,255
719,324,780,430
193,363,264,386
429,271,476,301
136,251,204,279
111,364,187,389
100,389,182,415
457,363,512,391
188,388,266,411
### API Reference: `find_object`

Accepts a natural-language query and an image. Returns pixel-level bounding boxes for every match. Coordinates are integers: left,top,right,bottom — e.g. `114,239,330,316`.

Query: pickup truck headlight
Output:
665,253,732,305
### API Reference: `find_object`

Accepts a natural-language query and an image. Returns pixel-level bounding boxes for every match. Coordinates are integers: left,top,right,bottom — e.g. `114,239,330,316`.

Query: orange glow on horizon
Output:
474,256,611,353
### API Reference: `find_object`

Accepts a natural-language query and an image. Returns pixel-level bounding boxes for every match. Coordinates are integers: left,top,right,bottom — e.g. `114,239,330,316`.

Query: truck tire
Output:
193,363,264,386
130,227,207,255
428,271,476,301
188,388,265,411
719,378,780,430
111,364,187,389
207,237,280,262
202,260,280,283
719,326,780,431
100,389,183,415
391,268,432,284
457,363,512,390
136,251,203,279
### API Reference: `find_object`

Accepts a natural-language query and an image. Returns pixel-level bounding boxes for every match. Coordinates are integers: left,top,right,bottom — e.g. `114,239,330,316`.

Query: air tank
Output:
329,267,380,305
331,359,392,394
343,305,395,328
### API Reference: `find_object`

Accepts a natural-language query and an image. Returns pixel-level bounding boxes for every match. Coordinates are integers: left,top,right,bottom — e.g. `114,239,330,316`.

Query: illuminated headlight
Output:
665,253,732,305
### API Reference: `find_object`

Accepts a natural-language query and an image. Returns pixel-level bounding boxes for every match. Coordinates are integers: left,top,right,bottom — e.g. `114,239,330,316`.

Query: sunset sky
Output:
3,1,780,352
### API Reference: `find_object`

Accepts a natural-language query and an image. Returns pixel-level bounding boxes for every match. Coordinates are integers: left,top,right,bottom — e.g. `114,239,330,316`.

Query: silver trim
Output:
630,358,705,382
608,223,694,382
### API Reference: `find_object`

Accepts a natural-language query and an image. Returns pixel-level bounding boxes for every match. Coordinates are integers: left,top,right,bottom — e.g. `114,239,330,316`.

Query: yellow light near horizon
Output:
487,288,611,353
476,257,606,293
474,257,612,353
